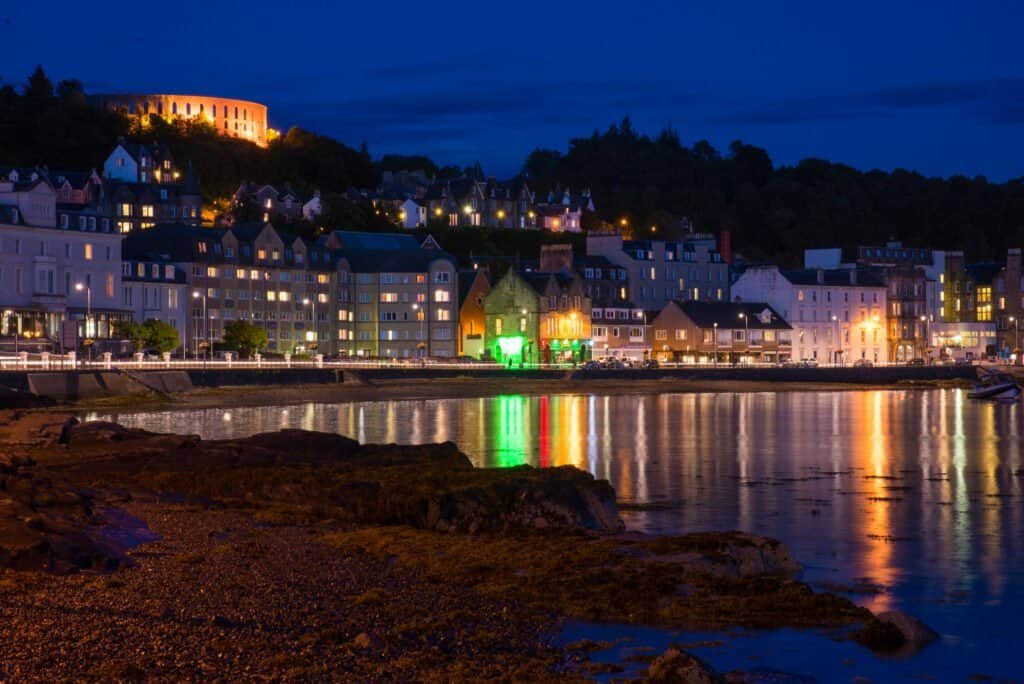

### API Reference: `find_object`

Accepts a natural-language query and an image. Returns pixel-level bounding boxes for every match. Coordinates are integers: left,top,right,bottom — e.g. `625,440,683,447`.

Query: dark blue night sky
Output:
4,0,1023,180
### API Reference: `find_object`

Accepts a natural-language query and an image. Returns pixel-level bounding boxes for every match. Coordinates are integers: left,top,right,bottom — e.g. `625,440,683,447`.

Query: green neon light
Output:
496,336,525,357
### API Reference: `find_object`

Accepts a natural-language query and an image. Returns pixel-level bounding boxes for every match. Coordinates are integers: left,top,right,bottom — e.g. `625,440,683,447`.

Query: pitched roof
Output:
327,230,421,250
122,223,225,262
675,301,791,329
964,262,1003,284
457,268,488,308
781,268,886,288
339,248,456,273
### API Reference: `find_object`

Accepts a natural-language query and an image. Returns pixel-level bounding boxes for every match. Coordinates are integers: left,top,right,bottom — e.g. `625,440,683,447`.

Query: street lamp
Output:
738,312,748,365
412,303,426,358
712,321,719,367
302,296,317,351
831,315,841,366
1010,316,1020,363
919,314,928,360
75,282,92,362
192,290,207,361
635,309,650,362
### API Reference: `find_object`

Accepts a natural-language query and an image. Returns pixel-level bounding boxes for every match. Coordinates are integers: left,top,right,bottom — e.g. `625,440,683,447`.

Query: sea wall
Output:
0,364,980,403
13,371,194,401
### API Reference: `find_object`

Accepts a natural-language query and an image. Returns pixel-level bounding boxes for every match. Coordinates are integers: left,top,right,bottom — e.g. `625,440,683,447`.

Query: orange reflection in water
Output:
849,390,897,613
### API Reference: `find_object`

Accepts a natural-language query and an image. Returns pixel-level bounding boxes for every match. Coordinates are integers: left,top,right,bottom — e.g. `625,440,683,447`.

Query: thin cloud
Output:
709,76,1024,126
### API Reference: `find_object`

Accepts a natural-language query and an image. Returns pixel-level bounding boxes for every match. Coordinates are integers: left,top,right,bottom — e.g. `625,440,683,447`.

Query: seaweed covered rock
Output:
648,646,719,683
641,531,803,578
0,468,123,573
50,425,625,534
855,610,939,653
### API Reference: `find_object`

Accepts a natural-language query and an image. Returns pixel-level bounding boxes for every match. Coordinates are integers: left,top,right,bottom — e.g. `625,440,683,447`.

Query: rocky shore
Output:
0,411,935,681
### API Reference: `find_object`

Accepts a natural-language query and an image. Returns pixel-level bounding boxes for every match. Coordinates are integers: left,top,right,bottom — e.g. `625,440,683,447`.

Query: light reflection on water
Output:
88,389,1024,679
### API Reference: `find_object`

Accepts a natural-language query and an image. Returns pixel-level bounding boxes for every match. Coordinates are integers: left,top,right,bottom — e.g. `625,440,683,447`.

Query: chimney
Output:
1007,248,1021,273
849,270,857,285
816,268,824,284
540,244,573,273
719,227,732,264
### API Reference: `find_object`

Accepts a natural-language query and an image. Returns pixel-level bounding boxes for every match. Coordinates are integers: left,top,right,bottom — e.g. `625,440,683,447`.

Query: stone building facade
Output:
92,94,271,147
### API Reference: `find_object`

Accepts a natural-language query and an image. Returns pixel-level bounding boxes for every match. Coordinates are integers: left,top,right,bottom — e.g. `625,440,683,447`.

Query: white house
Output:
398,198,426,229
732,266,888,364
302,190,323,222
0,171,127,350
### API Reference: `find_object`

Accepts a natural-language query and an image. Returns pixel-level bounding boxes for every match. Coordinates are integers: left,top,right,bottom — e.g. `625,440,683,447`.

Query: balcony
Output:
31,292,67,309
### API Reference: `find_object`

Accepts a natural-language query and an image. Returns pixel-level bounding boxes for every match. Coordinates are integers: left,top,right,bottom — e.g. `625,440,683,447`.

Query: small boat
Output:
967,370,1022,401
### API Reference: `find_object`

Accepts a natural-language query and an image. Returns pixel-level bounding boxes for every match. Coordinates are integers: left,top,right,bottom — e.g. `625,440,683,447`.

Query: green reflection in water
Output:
492,394,528,467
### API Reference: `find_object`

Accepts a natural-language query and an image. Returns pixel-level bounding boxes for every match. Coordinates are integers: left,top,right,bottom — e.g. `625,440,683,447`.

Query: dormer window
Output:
60,214,69,229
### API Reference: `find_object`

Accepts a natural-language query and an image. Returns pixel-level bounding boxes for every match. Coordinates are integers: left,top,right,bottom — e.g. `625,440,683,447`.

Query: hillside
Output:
0,67,378,209
4,67,1024,263
522,118,1024,264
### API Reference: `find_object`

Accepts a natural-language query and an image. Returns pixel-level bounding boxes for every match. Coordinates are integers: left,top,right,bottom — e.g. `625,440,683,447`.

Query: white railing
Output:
0,355,983,373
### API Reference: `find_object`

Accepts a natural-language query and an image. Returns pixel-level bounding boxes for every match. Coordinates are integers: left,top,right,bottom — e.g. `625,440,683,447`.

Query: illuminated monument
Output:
90,94,273,147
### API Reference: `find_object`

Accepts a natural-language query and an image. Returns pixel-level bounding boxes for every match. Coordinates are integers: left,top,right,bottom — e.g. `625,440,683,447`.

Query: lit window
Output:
84,243,93,260
434,289,450,302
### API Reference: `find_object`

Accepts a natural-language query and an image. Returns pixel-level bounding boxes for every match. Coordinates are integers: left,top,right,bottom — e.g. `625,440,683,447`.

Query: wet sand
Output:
70,376,967,412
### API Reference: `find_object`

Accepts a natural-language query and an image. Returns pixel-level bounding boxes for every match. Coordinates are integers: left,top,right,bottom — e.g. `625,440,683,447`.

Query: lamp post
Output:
303,296,317,352
74,282,92,362
712,321,719,367
919,314,928,360
521,308,528,364
831,315,841,366
412,303,425,358
192,290,207,361
1010,316,1020,363
738,312,748,365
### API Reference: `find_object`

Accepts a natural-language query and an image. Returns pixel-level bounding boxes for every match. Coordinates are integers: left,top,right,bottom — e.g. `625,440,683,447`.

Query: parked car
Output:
907,358,925,366
642,359,660,369
581,360,601,370
798,359,818,368
853,359,874,368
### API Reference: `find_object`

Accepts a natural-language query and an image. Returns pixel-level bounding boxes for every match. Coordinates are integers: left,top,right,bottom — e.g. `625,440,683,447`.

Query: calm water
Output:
88,390,1024,681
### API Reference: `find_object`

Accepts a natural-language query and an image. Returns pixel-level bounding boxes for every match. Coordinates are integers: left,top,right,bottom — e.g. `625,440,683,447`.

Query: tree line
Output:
4,67,1023,263
522,118,1024,264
